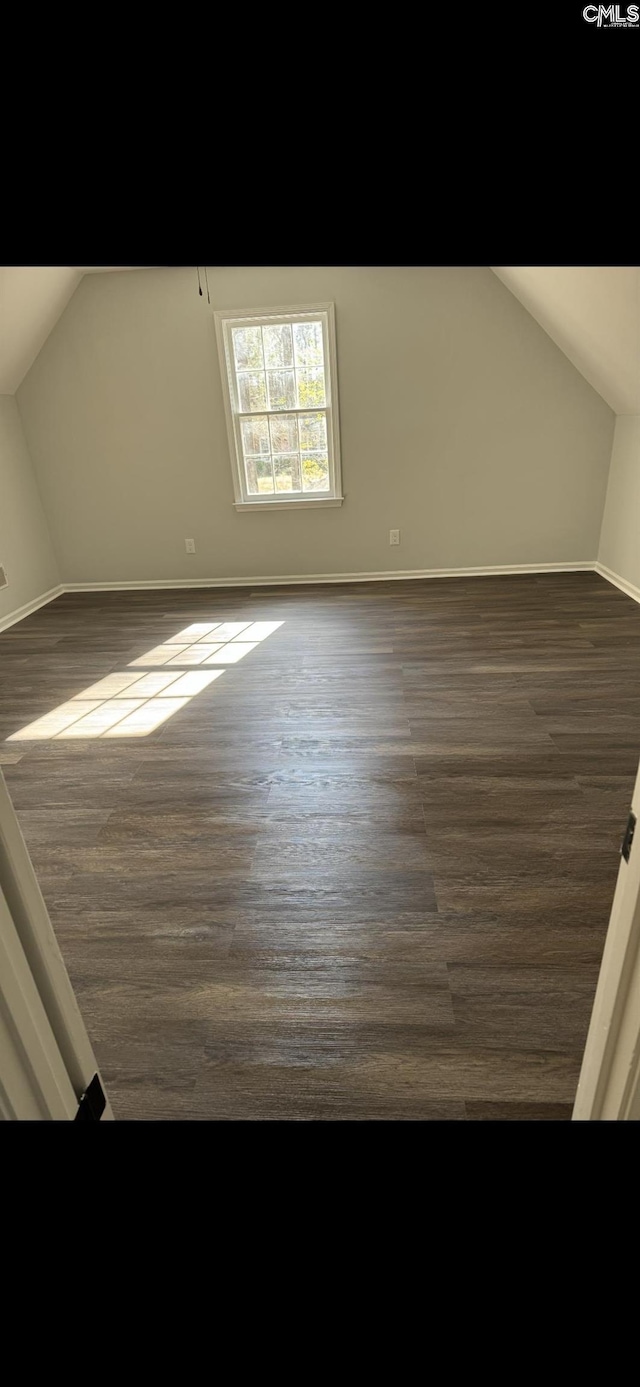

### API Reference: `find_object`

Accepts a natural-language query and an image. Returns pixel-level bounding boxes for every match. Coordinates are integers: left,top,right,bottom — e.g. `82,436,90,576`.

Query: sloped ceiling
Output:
0,267,81,395
491,266,639,415
0,267,139,395
2,266,638,411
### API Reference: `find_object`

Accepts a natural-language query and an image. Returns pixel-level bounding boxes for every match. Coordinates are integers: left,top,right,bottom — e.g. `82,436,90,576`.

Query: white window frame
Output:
214,302,343,511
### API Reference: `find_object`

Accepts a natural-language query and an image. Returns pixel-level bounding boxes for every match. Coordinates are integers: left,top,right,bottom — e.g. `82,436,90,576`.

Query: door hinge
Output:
75,1073,107,1122
621,810,636,864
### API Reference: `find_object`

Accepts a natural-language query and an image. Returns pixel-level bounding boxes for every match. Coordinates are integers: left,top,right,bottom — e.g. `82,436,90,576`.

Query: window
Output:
214,303,343,510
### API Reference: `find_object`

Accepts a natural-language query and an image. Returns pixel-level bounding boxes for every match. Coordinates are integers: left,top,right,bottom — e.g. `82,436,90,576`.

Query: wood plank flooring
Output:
1,572,639,1120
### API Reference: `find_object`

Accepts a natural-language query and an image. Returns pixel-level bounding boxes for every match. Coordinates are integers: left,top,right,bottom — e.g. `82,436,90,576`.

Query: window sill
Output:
234,496,344,512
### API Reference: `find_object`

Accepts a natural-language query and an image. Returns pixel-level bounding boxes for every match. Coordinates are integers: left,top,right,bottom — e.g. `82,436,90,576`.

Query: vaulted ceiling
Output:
0,268,137,395
491,266,639,415
1,266,638,411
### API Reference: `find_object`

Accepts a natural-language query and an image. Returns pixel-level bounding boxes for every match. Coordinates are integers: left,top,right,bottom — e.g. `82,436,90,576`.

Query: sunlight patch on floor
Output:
6,619,284,740
204,642,259,664
102,697,193,737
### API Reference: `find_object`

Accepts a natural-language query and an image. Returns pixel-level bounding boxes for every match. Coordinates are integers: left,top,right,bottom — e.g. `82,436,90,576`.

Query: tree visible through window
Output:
215,304,343,509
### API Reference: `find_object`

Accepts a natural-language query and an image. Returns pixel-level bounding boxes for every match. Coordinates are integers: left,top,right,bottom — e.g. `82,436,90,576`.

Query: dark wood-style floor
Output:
1,573,639,1120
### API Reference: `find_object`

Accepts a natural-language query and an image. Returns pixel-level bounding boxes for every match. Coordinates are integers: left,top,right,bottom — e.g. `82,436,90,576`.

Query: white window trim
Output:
214,302,344,511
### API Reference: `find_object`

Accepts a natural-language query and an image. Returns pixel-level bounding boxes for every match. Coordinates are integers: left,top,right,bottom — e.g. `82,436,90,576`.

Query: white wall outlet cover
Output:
389,530,400,545
185,539,196,553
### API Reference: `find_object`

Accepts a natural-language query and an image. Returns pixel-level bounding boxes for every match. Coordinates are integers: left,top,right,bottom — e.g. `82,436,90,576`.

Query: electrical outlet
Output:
185,538,196,554
389,529,400,546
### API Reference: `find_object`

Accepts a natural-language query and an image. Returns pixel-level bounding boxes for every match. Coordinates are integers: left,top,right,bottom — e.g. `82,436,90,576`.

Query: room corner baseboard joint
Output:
0,585,64,634
594,562,640,607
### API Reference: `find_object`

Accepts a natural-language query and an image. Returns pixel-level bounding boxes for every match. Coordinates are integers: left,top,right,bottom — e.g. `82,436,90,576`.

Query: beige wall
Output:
598,416,640,591
0,396,60,625
16,267,615,584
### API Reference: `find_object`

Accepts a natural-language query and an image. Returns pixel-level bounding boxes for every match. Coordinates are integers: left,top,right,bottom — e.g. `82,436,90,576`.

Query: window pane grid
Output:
240,409,329,496
235,371,326,412
233,320,327,416
218,305,340,506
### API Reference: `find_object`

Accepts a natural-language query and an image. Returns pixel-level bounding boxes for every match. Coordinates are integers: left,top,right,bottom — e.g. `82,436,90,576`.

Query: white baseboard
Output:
0,585,64,634
595,562,640,607
62,561,595,592
4,563,636,636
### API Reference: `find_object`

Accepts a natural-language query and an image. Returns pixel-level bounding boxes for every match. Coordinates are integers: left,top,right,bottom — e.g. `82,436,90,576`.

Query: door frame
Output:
0,769,113,1120
0,880,80,1118
573,758,640,1120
